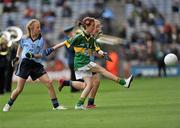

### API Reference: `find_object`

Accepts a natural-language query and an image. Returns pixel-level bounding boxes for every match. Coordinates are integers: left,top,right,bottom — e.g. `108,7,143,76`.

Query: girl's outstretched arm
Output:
25,41,66,59
52,41,65,50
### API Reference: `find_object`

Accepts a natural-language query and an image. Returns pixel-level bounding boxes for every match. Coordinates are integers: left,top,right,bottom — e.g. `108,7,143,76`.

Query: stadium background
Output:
0,0,180,80
0,1,180,128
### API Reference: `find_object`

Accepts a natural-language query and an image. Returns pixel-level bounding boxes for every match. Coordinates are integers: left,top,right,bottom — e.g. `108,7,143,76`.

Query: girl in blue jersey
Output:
3,19,66,112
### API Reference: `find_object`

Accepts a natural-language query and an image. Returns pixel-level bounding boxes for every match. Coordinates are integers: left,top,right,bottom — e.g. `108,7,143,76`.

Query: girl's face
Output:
92,21,101,36
31,22,41,36
85,21,95,35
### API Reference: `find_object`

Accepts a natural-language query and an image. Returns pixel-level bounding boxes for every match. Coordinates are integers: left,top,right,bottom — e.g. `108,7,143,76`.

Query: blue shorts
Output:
15,58,46,81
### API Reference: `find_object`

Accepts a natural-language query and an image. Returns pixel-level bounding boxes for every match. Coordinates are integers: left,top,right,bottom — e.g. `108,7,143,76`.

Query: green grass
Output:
0,77,180,128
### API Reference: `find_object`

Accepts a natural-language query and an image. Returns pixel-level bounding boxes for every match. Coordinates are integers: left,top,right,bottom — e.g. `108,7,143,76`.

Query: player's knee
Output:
93,80,100,86
82,83,86,89
86,83,93,89
45,80,53,88
98,67,106,74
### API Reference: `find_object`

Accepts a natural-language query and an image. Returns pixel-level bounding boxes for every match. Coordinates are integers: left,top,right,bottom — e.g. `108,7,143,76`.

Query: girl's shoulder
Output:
74,33,83,38
69,33,83,41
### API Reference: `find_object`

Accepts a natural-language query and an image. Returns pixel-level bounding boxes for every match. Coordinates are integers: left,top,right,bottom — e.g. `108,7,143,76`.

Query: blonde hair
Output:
25,19,40,37
93,19,102,38
94,19,101,30
95,19,100,25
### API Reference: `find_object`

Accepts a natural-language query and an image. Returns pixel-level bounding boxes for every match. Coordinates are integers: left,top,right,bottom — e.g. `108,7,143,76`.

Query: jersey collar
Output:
30,34,42,42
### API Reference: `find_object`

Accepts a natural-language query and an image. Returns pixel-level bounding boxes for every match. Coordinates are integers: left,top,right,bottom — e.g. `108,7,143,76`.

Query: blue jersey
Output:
19,35,45,63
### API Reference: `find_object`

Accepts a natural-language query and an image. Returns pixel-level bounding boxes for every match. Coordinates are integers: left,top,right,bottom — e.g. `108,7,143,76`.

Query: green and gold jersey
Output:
64,33,100,69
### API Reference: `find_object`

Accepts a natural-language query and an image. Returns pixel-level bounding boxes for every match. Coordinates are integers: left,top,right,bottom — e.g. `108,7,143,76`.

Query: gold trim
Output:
64,41,70,48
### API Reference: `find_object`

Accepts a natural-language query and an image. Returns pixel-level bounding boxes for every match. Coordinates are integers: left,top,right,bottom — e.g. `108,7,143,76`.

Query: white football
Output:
164,53,178,66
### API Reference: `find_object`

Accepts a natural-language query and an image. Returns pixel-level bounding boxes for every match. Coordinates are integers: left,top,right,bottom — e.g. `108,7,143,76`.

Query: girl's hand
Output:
103,52,112,62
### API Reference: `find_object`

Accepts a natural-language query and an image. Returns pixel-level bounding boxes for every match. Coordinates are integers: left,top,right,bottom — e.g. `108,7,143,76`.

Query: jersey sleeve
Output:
65,34,80,48
19,38,24,48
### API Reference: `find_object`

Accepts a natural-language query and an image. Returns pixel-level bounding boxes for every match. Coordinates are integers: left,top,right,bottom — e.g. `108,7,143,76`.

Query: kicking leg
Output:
58,79,86,91
91,64,133,88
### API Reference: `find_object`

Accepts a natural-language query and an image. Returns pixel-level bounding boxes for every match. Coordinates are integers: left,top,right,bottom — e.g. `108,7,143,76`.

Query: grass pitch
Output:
0,77,180,128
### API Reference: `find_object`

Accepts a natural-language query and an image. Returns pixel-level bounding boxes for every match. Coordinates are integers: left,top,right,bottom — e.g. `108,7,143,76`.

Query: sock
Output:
51,98,59,108
88,98,94,106
118,78,126,85
8,98,15,106
77,98,85,106
63,80,71,86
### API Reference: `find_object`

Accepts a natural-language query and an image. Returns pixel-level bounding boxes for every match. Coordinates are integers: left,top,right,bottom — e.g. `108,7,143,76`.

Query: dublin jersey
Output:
19,34,44,63
64,32,100,69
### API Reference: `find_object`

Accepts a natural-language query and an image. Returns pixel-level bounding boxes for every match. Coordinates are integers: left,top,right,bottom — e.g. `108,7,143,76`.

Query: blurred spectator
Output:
3,2,17,13
42,9,56,33
102,18,113,34
145,32,155,64
5,43,18,93
56,0,66,7
94,0,104,15
172,1,179,13
118,25,127,39
42,0,50,5
164,22,173,44
155,47,166,77
0,37,8,95
19,6,35,30
62,1,72,17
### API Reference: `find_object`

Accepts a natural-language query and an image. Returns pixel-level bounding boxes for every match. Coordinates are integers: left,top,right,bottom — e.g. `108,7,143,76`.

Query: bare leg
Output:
91,64,119,82
38,73,66,109
75,76,93,109
91,63,133,88
80,76,93,98
3,77,26,112
86,74,100,107
88,74,100,98
38,73,57,99
10,77,26,100
58,79,86,91
72,81,86,90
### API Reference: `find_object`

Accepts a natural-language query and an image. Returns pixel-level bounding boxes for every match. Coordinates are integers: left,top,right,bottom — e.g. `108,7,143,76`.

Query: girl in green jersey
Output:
51,17,134,110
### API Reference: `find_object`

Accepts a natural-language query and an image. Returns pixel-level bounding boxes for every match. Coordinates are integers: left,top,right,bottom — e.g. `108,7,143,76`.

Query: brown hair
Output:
78,17,95,29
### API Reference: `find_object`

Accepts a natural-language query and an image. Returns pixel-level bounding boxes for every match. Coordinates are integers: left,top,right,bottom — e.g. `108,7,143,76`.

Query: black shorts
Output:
15,58,46,81
92,72,97,75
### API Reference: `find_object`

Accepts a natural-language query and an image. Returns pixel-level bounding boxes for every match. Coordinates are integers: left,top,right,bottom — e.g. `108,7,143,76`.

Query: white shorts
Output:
75,61,96,80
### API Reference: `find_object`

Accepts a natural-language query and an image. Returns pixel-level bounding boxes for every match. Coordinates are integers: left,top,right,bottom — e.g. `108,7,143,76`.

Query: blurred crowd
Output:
119,0,180,67
0,0,179,71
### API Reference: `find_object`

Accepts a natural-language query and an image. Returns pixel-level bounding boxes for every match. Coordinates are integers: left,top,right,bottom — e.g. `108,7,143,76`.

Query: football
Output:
164,53,178,66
